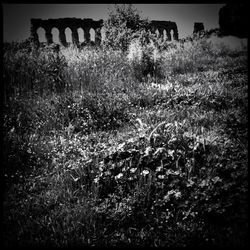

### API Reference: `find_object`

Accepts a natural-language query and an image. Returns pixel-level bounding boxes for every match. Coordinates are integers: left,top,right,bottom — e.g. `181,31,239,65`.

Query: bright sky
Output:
3,4,225,42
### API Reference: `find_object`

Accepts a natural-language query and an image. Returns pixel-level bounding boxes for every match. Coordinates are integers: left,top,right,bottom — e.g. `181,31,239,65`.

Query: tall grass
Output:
3,35,248,247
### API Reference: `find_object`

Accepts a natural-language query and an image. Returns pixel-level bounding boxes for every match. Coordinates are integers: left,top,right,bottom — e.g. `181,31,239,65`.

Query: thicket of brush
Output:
3,4,248,248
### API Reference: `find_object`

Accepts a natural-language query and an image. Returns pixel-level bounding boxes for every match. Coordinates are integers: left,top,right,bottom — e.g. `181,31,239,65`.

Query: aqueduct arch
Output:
149,20,179,41
31,18,104,47
31,18,179,47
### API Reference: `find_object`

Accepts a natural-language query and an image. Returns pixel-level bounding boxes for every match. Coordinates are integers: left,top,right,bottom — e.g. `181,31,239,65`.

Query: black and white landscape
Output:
3,4,248,248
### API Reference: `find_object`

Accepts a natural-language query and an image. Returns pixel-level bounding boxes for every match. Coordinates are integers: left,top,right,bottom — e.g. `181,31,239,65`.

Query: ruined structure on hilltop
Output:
193,22,204,34
30,18,179,46
219,4,248,38
30,18,103,47
149,20,178,41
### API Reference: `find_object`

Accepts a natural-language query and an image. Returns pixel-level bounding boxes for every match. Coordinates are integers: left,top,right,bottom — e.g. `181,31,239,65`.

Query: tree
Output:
103,4,149,51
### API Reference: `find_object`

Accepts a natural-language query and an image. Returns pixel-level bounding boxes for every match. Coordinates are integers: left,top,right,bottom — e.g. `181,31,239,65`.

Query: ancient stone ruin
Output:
150,20,179,41
219,3,248,38
30,18,179,47
193,22,204,34
30,18,103,47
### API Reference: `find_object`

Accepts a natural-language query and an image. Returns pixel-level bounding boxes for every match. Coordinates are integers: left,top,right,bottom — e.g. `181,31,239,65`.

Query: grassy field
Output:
3,35,248,247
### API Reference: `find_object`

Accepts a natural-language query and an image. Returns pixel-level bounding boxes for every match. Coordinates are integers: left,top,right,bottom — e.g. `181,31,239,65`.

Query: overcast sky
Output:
3,4,225,42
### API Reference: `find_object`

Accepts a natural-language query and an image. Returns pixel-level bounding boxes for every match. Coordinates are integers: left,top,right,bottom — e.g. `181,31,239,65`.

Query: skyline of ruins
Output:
3,4,224,42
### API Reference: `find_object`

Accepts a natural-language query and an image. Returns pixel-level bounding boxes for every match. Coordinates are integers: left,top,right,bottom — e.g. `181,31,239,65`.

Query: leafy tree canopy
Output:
103,4,150,51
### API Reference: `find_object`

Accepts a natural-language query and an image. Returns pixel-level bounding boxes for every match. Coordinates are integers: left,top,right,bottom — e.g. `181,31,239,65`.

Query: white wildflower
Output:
158,175,165,179
174,191,182,199
141,170,149,176
130,168,137,173
115,173,123,180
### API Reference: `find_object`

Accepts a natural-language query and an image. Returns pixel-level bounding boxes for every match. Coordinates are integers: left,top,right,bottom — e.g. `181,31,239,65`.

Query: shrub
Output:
103,4,149,51
159,39,217,75
127,33,164,82
3,43,67,100
65,91,131,133
62,46,138,93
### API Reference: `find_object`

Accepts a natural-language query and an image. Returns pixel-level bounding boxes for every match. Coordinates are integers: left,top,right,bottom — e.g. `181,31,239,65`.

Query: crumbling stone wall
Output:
219,4,248,38
149,20,179,41
31,18,179,47
193,22,204,34
31,18,103,46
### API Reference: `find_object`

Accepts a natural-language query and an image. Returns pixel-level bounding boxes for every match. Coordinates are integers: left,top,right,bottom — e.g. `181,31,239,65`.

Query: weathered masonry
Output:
149,20,179,41
30,18,179,46
193,22,204,34
31,18,103,46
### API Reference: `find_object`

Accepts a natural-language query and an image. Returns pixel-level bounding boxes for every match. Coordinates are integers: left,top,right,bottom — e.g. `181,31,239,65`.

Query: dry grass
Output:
3,36,248,247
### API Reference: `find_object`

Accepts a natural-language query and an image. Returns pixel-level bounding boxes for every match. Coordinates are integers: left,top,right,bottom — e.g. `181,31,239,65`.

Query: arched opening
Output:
163,30,167,41
90,28,95,42
158,28,164,42
155,29,160,39
151,26,156,34
166,29,171,41
170,30,174,41
101,27,106,42
77,28,84,43
65,27,72,44
37,27,46,43
51,27,60,44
